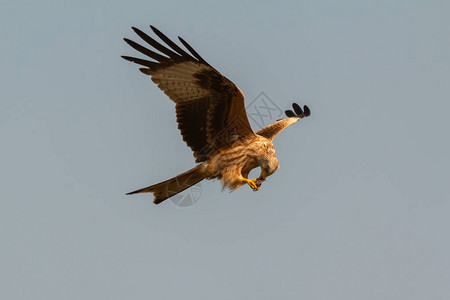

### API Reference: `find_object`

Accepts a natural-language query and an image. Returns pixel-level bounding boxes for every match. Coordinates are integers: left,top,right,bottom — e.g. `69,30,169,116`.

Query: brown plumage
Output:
123,26,311,204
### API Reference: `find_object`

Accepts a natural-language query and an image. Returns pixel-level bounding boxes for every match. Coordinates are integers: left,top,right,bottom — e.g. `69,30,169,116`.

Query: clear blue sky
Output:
1,0,450,299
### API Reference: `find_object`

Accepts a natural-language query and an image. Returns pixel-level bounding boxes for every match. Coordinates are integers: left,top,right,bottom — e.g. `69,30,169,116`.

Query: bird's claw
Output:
246,177,266,191
246,178,261,191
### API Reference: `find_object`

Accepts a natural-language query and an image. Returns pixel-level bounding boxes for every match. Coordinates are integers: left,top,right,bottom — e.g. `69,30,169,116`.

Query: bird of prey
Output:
122,26,310,204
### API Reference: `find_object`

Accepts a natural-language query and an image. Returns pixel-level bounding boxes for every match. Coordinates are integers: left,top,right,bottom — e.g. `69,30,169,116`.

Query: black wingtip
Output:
178,36,209,65
285,110,296,118
121,55,133,62
131,26,142,36
292,103,303,116
284,102,311,118
303,105,311,117
121,55,158,69
126,189,140,195
150,25,164,37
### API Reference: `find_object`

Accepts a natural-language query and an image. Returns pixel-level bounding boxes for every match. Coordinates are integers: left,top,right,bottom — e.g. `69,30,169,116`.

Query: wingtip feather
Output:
303,105,311,117
285,110,297,118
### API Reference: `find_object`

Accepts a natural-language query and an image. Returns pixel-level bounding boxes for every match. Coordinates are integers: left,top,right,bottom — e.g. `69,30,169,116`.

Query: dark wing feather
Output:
292,103,303,116
175,98,211,161
285,110,296,118
150,25,193,58
132,27,181,60
178,37,210,66
123,38,168,62
123,26,255,162
122,56,158,69
303,105,311,117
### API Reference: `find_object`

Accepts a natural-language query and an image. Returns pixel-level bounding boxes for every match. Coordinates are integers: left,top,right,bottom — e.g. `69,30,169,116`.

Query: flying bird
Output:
122,26,311,204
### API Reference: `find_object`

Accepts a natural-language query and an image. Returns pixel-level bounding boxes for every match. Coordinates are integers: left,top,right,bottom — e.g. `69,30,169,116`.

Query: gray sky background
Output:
1,0,450,299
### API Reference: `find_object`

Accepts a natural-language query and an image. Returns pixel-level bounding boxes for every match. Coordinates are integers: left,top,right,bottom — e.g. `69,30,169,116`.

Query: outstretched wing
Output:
256,103,310,140
122,26,255,162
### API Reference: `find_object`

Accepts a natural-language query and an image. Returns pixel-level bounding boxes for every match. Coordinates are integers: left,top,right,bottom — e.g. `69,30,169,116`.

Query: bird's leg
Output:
242,178,260,191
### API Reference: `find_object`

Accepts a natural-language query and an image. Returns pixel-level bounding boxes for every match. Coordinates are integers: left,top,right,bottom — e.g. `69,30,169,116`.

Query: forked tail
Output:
126,165,205,204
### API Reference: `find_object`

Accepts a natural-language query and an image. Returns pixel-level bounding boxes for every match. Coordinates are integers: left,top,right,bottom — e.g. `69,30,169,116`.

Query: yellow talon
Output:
245,178,260,191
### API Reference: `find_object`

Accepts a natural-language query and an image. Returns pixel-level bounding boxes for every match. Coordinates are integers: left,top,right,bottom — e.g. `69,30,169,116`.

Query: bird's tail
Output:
126,165,206,204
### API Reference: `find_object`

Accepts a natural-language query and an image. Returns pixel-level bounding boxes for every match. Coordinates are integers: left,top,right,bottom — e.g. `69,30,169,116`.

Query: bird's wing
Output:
256,103,310,140
122,26,255,162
